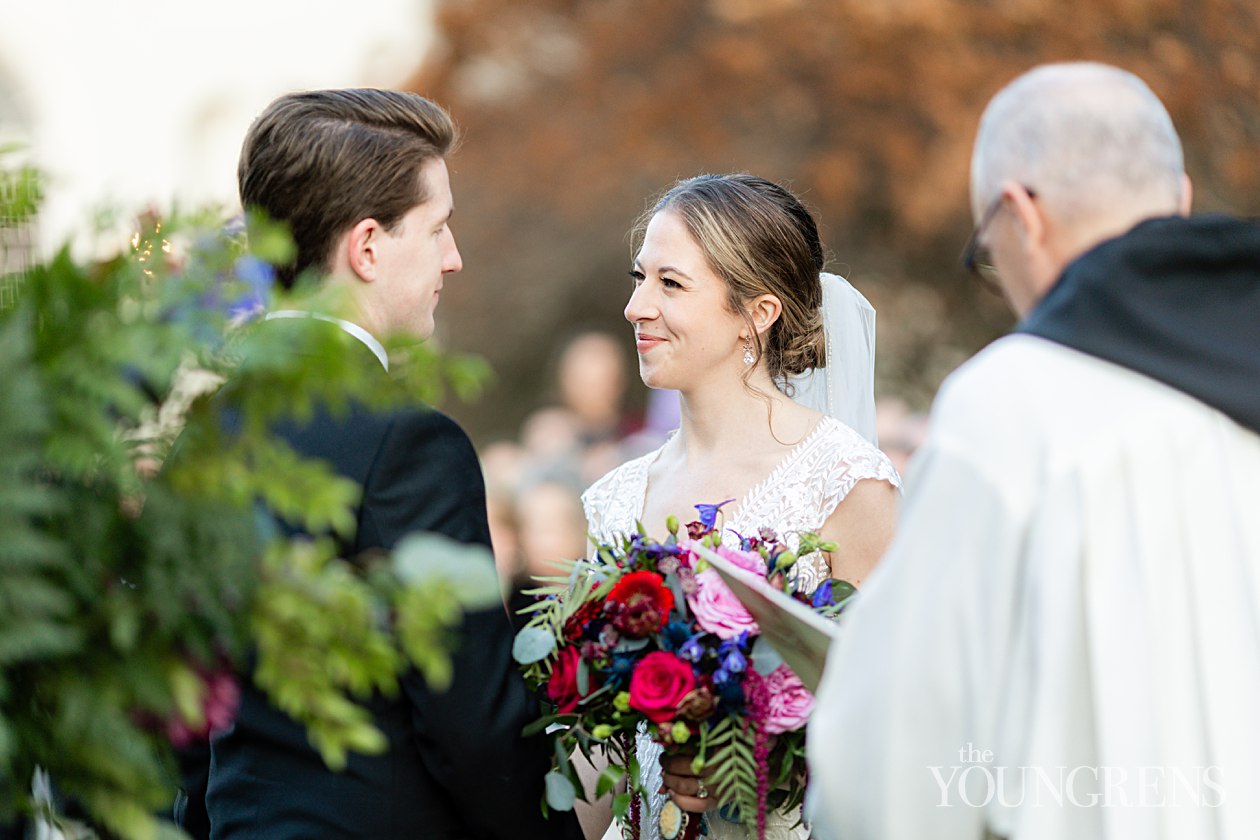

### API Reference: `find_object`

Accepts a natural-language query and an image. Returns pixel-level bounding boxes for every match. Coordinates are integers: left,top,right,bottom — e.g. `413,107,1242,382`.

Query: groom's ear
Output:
747,294,783,337
345,217,384,283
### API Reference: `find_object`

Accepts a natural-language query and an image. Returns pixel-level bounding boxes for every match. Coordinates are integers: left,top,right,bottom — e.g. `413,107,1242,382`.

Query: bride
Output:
579,174,901,840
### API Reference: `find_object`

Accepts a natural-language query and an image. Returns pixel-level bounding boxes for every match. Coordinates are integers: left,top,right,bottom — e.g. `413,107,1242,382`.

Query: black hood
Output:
1018,214,1260,435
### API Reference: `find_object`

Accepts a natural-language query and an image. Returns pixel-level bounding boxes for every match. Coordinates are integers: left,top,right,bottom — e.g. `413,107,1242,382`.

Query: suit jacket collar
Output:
265,310,389,371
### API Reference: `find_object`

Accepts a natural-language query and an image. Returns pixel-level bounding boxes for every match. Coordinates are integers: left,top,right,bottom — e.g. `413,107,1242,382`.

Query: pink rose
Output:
677,542,767,577
687,570,760,639
763,664,814,734
629,651,697,723
714,544,767,576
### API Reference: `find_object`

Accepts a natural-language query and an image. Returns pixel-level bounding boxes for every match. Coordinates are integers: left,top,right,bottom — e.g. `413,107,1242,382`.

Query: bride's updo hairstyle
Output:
635,174,826,384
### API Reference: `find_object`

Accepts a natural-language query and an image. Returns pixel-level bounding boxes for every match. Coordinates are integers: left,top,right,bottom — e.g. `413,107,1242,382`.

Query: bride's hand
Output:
659,752,717,813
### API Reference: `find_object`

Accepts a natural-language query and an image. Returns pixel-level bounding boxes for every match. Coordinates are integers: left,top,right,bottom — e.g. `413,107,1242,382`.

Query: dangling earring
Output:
742,339,755,366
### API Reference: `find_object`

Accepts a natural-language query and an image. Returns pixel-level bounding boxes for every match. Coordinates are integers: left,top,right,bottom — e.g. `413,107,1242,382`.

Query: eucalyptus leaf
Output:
751,638,786,676
613,636,650,653
667,573,690,621
513,625,557,664
393,532,501,610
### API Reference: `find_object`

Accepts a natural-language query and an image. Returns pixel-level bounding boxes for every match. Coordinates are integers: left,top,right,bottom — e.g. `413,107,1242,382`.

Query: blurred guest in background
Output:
482,329,647,594
555,329,633,448
874,396,928,478
515,478,589,580
479,439,527,584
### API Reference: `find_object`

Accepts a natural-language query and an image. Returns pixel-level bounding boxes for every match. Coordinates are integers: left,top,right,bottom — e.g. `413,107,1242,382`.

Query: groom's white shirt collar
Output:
264,310,389,371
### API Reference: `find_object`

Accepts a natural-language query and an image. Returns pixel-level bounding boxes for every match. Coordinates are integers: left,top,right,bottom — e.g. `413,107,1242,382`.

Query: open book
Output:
690,543,840,693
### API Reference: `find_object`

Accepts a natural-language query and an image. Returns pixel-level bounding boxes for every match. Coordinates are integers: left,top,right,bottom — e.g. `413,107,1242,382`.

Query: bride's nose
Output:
624,280,658,324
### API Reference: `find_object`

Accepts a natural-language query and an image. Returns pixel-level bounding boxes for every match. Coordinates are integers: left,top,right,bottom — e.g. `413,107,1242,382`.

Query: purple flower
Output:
678,635,706,663
628,534,681,566
811,580,835,609
694,499,736,531
721,648,746,675
227,254,275,321
234,254,275,294
718,636,748,674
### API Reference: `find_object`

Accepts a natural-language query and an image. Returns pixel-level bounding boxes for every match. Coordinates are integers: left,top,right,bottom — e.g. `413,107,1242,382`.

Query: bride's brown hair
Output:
633,174,826,384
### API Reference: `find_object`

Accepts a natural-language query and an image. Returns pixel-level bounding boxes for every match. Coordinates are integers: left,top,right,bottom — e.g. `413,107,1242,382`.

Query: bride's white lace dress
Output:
581,416,901,840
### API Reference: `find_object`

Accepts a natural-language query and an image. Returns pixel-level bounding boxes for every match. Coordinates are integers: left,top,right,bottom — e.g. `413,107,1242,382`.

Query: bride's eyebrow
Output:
658,265,693,282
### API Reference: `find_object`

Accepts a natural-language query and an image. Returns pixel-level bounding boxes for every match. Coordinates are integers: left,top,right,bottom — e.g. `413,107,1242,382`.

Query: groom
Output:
808,63,1260,838
176,89,582,840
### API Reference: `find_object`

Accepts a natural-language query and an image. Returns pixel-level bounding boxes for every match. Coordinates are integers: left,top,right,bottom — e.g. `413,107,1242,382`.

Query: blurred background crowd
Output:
2,0,1257,590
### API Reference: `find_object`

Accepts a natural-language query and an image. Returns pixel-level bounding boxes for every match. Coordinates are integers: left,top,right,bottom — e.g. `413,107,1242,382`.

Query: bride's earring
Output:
742,339,755,366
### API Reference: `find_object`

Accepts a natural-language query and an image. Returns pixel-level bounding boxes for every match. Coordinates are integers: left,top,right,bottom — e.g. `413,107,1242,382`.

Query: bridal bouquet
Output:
512,501,854,840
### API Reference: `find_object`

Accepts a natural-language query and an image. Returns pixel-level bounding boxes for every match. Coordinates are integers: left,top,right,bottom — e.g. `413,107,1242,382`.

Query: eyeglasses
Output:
960,187,1036,293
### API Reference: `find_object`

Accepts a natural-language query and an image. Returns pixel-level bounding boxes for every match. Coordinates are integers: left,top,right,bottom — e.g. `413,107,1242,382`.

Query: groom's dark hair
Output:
238,88,458,290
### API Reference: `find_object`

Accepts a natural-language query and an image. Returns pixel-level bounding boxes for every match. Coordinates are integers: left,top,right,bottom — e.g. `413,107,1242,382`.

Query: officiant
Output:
807,62,1260,840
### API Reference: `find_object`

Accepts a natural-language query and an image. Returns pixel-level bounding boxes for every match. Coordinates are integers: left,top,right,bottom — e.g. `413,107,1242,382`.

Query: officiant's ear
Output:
346,217,385,282
746,293,783,338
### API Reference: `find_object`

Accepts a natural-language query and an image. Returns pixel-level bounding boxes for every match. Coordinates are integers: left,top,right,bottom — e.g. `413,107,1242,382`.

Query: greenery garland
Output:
0,157,495,838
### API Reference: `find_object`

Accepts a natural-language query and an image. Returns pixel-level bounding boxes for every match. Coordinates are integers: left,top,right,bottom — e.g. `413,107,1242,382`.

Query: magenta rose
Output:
763,664,815,734
687,569,760,639
629,651,697,723
547,646,588,714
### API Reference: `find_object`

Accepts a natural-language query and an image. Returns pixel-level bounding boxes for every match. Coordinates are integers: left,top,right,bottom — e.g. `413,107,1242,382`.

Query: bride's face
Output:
625,210,747,391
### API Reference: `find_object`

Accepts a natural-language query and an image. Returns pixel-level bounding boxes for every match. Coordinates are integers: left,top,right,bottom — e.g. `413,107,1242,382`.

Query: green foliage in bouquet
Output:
0,160,495,839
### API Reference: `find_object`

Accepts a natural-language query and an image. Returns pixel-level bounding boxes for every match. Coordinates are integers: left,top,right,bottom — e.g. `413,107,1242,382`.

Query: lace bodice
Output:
582,416,901,596
581,415,901,840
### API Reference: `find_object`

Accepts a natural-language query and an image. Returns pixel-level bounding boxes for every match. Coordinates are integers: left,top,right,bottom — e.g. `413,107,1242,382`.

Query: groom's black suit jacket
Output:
179,322,580,840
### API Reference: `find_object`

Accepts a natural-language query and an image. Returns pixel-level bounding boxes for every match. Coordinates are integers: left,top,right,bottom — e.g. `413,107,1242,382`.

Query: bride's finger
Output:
667,790,716,814
661,774,709,800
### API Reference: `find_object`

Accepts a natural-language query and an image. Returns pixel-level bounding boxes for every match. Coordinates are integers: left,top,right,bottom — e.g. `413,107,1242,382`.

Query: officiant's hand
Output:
660,752,717,813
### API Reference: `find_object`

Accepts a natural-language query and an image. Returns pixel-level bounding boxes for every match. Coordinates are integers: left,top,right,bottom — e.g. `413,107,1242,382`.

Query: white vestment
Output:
807,334,1260,840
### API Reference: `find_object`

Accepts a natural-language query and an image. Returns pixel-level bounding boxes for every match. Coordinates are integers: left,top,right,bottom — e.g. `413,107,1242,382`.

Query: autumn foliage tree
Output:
406,0,1260,439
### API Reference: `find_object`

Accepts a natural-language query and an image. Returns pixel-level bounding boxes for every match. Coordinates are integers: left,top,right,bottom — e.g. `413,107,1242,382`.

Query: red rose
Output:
607,571,675,638
628,651,696,723
547,646,592,714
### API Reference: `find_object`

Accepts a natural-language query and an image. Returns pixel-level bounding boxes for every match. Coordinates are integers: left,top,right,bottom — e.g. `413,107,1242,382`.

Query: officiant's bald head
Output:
966,62,1192,316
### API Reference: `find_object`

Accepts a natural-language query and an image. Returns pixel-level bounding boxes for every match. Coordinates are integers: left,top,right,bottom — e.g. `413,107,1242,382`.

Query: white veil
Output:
785,272,879,446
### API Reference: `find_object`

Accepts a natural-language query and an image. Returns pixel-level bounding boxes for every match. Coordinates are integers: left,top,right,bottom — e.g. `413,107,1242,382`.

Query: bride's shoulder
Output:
811,416,902,486
581,441,668,536
581,442,665,504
